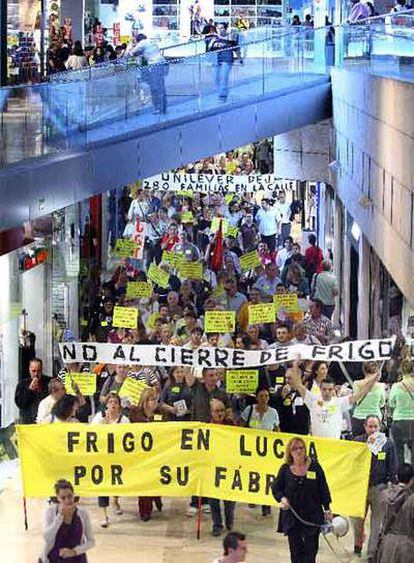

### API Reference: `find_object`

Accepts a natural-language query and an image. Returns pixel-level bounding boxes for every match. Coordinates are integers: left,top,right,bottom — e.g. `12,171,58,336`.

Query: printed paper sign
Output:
227,226,239,238
173,399,188,417
248,303,276,325
64,373,97,396
118,377,148,406
112,306,138,329
211,217,228,235
240,250,261,272
162,251,184,270
226,370,259,394
205,311,236,333
273,293,299,313
178,261,203,280
114,239,137,258
147,263,170,289
126,282,153,299
181,211,194,224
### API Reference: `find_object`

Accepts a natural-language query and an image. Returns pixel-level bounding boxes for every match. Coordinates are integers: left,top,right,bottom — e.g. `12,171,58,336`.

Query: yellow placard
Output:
147,263,170,289
273,293,299,313
162,251,184,270
114,238,137,258
147,312,160,330
205,311,236,333
126,282,153,299
178,261,203,280
181,211,194,224
239,250,261,272
248,303,276,325
225,194,235,205
211,285,226,300
112,306,138,329
64,373,97,397
211,217,228,235
177,190,194,198
118,377,148,406
226,370,259,393
227,226,239,238
16,423,371,517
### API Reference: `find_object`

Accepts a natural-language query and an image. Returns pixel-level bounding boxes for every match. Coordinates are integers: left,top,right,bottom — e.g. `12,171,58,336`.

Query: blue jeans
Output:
215,62,232,99
142,63,168,113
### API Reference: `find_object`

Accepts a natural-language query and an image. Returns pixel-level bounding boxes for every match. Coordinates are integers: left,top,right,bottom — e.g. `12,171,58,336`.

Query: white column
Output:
357,235,370,339
333,195,342,328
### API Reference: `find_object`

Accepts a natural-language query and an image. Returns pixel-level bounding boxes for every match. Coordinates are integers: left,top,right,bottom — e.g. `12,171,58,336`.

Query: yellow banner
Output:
114,239,137,258
118,377,148,406
227,226,239,238
205,311,236,333
147,263,170,289
112,306,138,329
274,293,299,313
126,282,153,299
64,373,97,397
178,261,203,280
239,250,261,272
16,423,370,516
248,303,276,325
226,370,258,393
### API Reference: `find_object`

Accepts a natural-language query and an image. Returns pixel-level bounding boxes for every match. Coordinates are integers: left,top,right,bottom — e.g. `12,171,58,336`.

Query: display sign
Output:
226,370,259,393
147,263,170,289
248,303,276,325
239,250,261,272
273,293,299,313
205,311,236,333
112,306,138,329
178,261,203,280
126,282,153,299
118,377,148,406
114,239,137,258
64,373,97,397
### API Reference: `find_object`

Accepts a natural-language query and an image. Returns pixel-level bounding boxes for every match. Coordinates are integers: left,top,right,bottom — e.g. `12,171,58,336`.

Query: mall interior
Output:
0,1,414,562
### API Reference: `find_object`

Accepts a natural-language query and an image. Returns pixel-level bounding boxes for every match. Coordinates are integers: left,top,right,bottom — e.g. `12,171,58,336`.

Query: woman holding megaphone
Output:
272,437,332,563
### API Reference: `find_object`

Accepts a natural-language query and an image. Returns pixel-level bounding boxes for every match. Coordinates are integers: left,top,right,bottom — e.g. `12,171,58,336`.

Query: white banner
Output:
142,174,297,194
59,338,395,368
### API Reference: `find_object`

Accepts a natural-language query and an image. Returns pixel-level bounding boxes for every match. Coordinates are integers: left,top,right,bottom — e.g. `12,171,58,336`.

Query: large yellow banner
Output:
16,423,370,517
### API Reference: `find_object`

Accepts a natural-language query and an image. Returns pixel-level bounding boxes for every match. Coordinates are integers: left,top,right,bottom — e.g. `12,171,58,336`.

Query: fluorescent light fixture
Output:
351,221,361,242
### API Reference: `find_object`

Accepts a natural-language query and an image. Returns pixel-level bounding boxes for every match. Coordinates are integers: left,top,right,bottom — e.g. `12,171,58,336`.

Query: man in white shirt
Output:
276,236,294,271
36,378,66,423
255,199,278,252
273,191,291,243
291,370,381,439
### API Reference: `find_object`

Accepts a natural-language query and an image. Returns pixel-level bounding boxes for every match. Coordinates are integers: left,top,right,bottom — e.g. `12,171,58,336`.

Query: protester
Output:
310,259,338,319
206,23,237,102
212,531,248,563
352,414,398,559
15,358,49,423
351,361,386,436
36,378,66,423
389,358,414,467
272,436,332,563
40,479,95,562
91,393,130,528
376,463,414,563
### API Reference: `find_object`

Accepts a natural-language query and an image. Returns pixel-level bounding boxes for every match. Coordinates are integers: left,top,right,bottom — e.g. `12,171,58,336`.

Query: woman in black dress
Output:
272,437,332,563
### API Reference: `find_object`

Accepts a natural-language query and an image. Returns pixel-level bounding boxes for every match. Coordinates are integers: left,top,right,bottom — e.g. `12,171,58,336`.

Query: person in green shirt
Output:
352,361,386,436
390,359,414,467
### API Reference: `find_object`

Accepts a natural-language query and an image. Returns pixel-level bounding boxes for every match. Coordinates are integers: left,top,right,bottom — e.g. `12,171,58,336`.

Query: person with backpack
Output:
206,23,238,102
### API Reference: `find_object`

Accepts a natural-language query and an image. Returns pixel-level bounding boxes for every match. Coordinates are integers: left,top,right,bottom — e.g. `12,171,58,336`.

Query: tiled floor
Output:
0,471,369,563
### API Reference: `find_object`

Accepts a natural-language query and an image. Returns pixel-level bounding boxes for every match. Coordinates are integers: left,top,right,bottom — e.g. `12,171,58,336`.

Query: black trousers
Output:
287,527,320,563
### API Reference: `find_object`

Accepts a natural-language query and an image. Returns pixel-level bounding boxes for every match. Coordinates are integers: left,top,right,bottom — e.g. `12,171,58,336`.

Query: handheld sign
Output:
126,282,153,299
118,377,148,406
239,250,261,272
147,263,170,289
178,261,203,280
248,303,276,325
65,373,97,396
273,293,299,313
205,311,236,333
226,370,259,394
112,306,138,329
114,239,137,258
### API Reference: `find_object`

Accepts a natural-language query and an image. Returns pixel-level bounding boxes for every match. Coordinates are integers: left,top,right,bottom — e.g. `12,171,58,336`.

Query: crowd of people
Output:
13,148,414,563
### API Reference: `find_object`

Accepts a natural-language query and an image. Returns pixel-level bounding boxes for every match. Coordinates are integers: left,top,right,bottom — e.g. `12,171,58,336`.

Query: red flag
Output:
210,219,224,273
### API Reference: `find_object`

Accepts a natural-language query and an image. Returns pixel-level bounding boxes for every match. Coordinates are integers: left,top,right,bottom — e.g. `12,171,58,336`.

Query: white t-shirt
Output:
304,389,351,439
240,405,279,431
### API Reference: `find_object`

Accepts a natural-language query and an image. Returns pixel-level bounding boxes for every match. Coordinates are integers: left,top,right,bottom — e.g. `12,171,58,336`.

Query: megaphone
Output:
322,516,349,537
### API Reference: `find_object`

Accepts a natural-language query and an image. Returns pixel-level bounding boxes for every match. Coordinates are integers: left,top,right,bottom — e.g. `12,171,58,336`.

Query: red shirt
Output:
305,245,323,273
